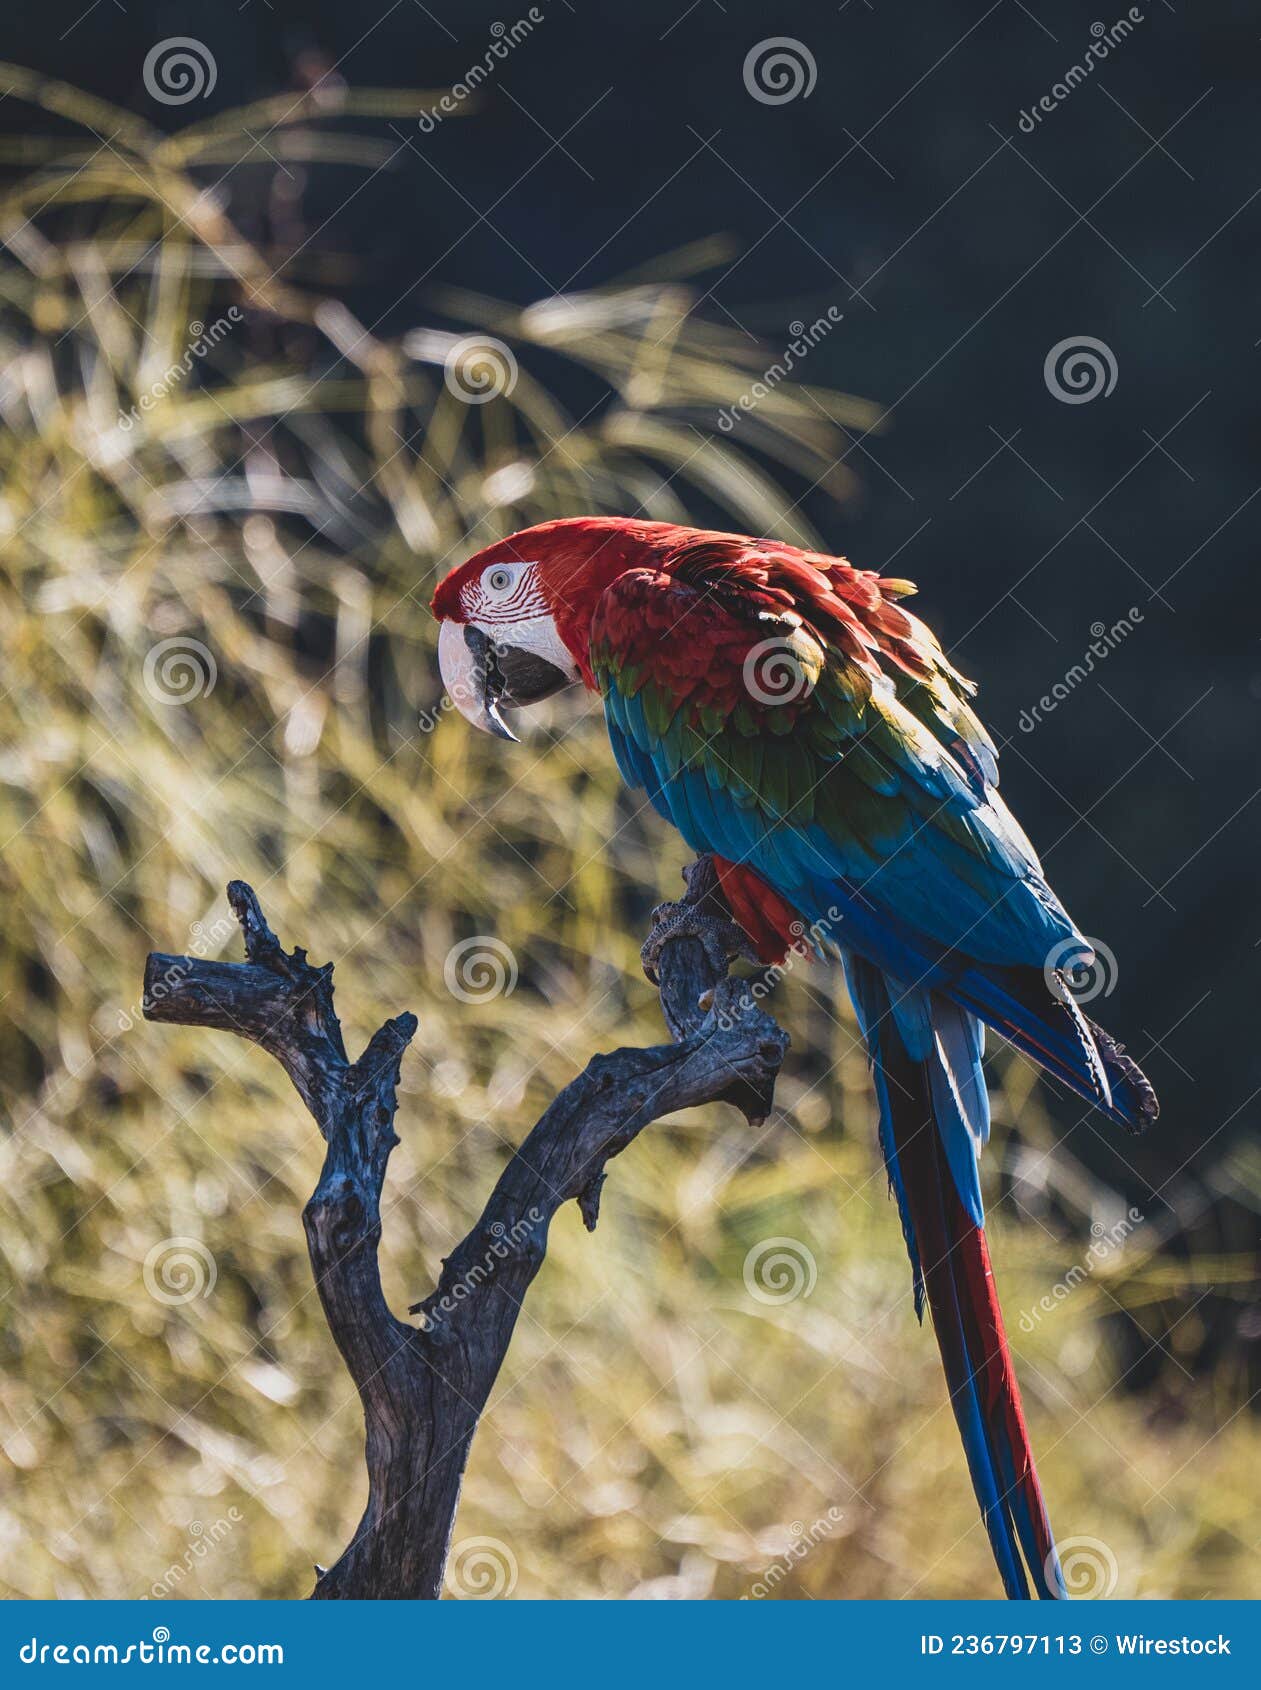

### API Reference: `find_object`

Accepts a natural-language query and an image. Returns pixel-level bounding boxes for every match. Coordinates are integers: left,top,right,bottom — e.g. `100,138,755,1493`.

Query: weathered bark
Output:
142,860,787,1599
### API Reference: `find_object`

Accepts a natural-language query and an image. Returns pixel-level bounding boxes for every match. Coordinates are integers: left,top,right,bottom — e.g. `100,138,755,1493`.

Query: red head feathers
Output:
430,517,693,687
430,515,933,739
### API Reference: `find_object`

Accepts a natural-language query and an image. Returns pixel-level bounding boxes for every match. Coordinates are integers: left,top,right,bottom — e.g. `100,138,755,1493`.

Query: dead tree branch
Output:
142,859,788,1599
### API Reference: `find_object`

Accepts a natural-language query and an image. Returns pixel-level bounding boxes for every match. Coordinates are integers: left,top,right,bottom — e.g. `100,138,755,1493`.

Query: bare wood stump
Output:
142,860,788,1599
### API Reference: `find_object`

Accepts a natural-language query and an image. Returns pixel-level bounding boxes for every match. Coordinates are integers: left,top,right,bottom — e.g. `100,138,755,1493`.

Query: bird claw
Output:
640,899,758,984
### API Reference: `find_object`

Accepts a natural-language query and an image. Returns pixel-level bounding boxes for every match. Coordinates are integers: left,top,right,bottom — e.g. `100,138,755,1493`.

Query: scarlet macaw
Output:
431,516,1158,1600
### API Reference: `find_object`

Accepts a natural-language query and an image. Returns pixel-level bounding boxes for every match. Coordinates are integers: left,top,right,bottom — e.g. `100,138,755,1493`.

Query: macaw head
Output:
430,516,680,740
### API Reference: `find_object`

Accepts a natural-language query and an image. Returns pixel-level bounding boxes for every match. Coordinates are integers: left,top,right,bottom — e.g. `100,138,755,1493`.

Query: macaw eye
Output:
485,565,515,595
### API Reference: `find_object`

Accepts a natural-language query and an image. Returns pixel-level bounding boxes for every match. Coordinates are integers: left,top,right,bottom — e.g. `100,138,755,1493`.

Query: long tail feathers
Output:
844,954,1067,1600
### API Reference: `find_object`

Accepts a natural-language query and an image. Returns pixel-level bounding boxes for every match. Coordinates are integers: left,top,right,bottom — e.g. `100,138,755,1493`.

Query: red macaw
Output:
431,516,1158,1600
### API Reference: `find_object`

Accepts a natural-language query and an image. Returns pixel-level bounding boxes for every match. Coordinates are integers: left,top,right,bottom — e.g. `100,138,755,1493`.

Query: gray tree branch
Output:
141,859,788,1599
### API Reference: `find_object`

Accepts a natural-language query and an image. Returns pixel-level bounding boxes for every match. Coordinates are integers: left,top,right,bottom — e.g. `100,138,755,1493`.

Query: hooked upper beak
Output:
437,621,575,742
438,620,519,741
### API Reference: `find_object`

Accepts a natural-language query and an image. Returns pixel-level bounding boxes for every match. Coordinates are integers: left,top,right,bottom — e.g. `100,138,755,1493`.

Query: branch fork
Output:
142,856,788,1598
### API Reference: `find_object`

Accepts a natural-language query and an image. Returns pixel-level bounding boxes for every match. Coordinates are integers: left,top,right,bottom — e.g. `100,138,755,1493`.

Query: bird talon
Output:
639,899,757,983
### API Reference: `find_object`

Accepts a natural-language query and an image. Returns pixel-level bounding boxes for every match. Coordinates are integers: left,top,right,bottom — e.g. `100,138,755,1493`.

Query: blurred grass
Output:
0,71,1254,1601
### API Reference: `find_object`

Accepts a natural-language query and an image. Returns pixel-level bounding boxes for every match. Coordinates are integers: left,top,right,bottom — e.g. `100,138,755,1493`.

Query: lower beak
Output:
438,620,519,742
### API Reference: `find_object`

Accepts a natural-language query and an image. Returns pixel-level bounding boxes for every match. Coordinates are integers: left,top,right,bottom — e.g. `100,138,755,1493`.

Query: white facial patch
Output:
461,560,581,681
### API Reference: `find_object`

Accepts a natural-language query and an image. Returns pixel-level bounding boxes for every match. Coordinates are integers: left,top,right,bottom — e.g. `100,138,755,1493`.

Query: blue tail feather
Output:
843,952,1065,1600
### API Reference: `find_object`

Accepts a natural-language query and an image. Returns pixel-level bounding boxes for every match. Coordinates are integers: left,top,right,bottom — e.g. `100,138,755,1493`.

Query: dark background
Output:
8,0,1258,1204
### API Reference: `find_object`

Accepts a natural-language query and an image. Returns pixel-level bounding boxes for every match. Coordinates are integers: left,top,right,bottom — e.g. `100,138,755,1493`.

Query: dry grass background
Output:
0,74,1254,1601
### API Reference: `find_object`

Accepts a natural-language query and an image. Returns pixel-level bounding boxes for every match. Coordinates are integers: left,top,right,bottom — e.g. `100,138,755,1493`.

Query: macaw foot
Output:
640,882,759,985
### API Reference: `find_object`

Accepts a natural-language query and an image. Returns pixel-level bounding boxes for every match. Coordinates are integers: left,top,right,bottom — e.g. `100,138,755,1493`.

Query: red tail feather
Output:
889,1060,1063,1599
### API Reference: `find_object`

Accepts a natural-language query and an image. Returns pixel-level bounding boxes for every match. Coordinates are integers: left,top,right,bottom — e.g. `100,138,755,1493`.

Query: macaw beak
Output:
437,620,574,742
438,620,519,741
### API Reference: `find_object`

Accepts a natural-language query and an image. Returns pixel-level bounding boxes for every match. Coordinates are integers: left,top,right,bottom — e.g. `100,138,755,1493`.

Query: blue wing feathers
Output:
600,635,1144,1133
